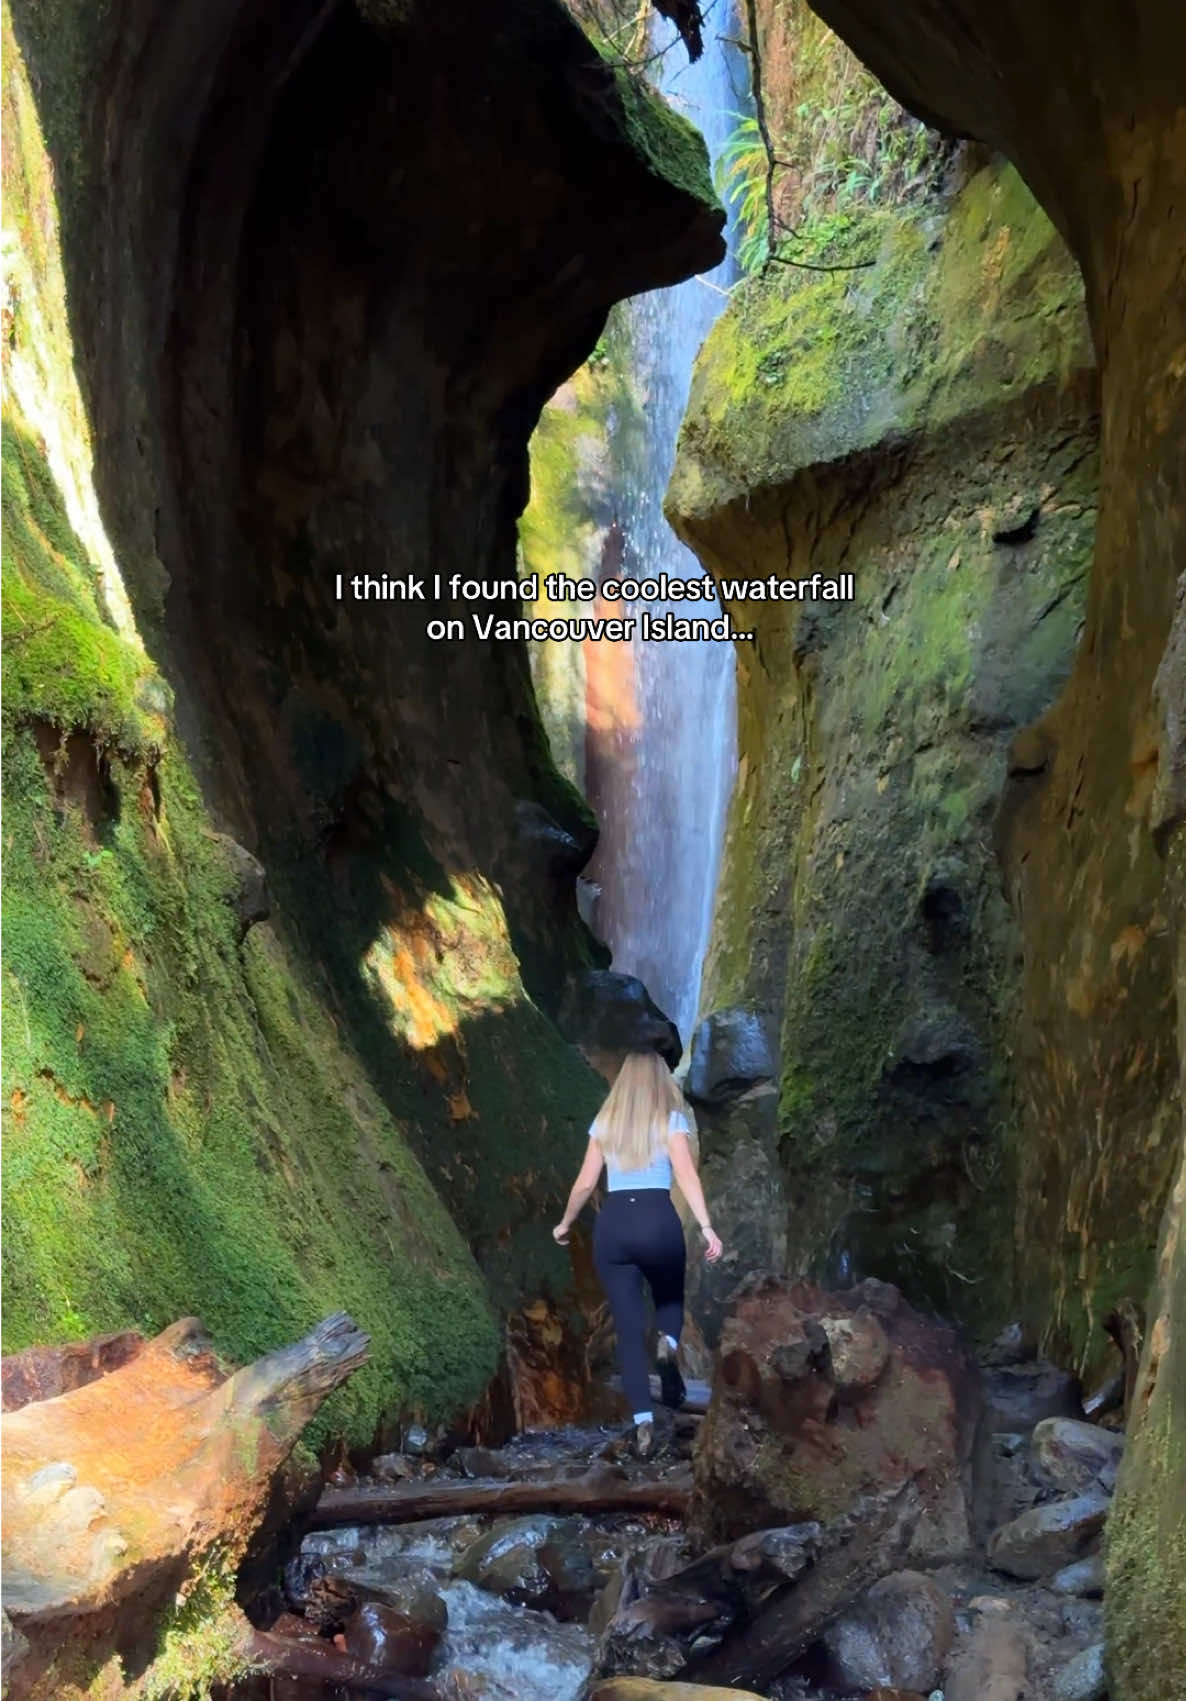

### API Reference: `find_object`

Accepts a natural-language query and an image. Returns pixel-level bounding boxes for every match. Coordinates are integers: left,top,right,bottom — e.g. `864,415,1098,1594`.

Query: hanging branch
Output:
739,0,874,276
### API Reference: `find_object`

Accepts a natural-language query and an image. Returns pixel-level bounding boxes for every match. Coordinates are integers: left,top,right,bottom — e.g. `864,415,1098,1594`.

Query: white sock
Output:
664,1334,678,1352
633,1410,654,1425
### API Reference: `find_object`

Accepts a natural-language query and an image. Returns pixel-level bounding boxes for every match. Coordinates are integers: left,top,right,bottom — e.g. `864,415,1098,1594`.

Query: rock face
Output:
691,1276,984,1563
1,0,722,1437
1,1314,368,1695
669,154,1098,1331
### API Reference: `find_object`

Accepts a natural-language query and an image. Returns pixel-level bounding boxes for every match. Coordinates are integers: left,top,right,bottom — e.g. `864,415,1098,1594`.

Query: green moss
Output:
595,46,717,212
670,160,1091,523
2,421,161,753
1,411,503,1444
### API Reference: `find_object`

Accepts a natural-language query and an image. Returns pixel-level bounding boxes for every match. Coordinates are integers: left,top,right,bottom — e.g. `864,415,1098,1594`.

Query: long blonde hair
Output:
593,1050,687,1171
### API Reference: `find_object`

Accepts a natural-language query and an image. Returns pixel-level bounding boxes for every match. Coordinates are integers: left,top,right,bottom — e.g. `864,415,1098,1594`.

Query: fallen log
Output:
676,1483,918,1690
245,1628,443,1699
2,1313,369,1695
311,1465,692,1528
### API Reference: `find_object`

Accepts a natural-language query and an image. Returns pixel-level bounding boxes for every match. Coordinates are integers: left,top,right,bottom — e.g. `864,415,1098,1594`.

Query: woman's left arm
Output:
553,1140,605,1244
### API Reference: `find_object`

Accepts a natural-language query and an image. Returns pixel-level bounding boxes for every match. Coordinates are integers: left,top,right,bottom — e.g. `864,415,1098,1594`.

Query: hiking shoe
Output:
656,1337,686,1410
632,1420,656,1461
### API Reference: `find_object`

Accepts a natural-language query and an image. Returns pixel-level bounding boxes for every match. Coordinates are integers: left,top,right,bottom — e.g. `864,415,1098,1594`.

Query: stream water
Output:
583,6,745,1048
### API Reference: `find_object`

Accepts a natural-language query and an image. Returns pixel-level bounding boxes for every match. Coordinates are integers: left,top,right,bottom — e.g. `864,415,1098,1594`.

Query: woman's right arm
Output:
668,1133,723,1262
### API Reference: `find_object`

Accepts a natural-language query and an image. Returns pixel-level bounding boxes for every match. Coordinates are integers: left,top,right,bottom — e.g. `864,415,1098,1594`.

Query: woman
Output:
553,1049,723,1457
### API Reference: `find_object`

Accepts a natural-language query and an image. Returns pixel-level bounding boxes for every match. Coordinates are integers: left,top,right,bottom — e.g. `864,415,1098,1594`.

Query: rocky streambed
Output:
222,1282,1130,1701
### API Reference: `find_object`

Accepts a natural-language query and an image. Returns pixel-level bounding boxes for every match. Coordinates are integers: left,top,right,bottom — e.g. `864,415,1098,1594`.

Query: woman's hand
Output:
701,1225,723,1263
552,1221,572,1246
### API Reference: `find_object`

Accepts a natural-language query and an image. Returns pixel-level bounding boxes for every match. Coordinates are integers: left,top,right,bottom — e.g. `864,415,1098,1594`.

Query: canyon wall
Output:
1,0,723,1442
671,1,1184,1690
671,152,1098,1336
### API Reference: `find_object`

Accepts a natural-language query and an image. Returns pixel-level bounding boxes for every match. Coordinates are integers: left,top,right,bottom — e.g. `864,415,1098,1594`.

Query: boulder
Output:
1,1314,368,1690
822,1569,955,1693
557,971,681,1070
339,1598,441,1676
685,1009,776,1105
987,1493,1110,1579
453,1515,596,1619
1032,1417,1124,1495
691,1276,984,1564
982,1362,1084,1432
1052,1641,1108,1701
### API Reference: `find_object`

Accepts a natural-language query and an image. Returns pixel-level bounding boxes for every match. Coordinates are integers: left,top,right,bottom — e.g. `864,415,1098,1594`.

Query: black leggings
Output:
594,1188,686,1416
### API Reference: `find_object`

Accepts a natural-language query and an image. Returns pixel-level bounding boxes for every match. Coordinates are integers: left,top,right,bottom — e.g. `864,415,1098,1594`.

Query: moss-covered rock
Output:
0,0,722,1454
668,158,1098,1336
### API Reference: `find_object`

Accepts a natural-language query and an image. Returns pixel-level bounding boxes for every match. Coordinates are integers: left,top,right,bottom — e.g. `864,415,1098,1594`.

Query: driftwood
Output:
612,1522,821,1639
311,1465,691,1528
2,1314,369,1694
677,1484,918,1689
245,1628,443,1699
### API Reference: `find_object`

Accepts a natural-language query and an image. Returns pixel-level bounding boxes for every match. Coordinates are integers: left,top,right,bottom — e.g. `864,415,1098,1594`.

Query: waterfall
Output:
584,9,744,1048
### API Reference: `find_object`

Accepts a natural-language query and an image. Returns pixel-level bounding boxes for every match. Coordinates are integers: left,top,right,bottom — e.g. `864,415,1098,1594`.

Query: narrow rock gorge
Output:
1,0,1182,1697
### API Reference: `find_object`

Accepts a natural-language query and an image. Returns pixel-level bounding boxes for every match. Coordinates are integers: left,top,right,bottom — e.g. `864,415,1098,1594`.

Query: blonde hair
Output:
593,1050,687,1171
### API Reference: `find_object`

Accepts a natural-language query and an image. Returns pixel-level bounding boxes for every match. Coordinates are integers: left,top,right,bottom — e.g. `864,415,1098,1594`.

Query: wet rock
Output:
982,1361,1083,1432
692,1276,983,1563
1051,1553,1105,1597
557,970,681,1069
987,1493,1110,1579
1,1331,145,1412
337,1565,448,1629
1032,1417,1124,1495
1052,1641,1108,1701
822,1569,955,1693
686,1008,776,1105
438,1578,595,1698
340,1598,441,1676
453,1515,594,1617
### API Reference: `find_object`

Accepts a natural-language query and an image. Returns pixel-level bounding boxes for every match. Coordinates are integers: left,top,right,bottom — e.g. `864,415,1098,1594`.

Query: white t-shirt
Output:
591,1109,690,1192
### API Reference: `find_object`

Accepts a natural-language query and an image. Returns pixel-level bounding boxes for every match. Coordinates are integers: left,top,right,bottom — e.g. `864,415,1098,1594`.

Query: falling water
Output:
584,8,744,1047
